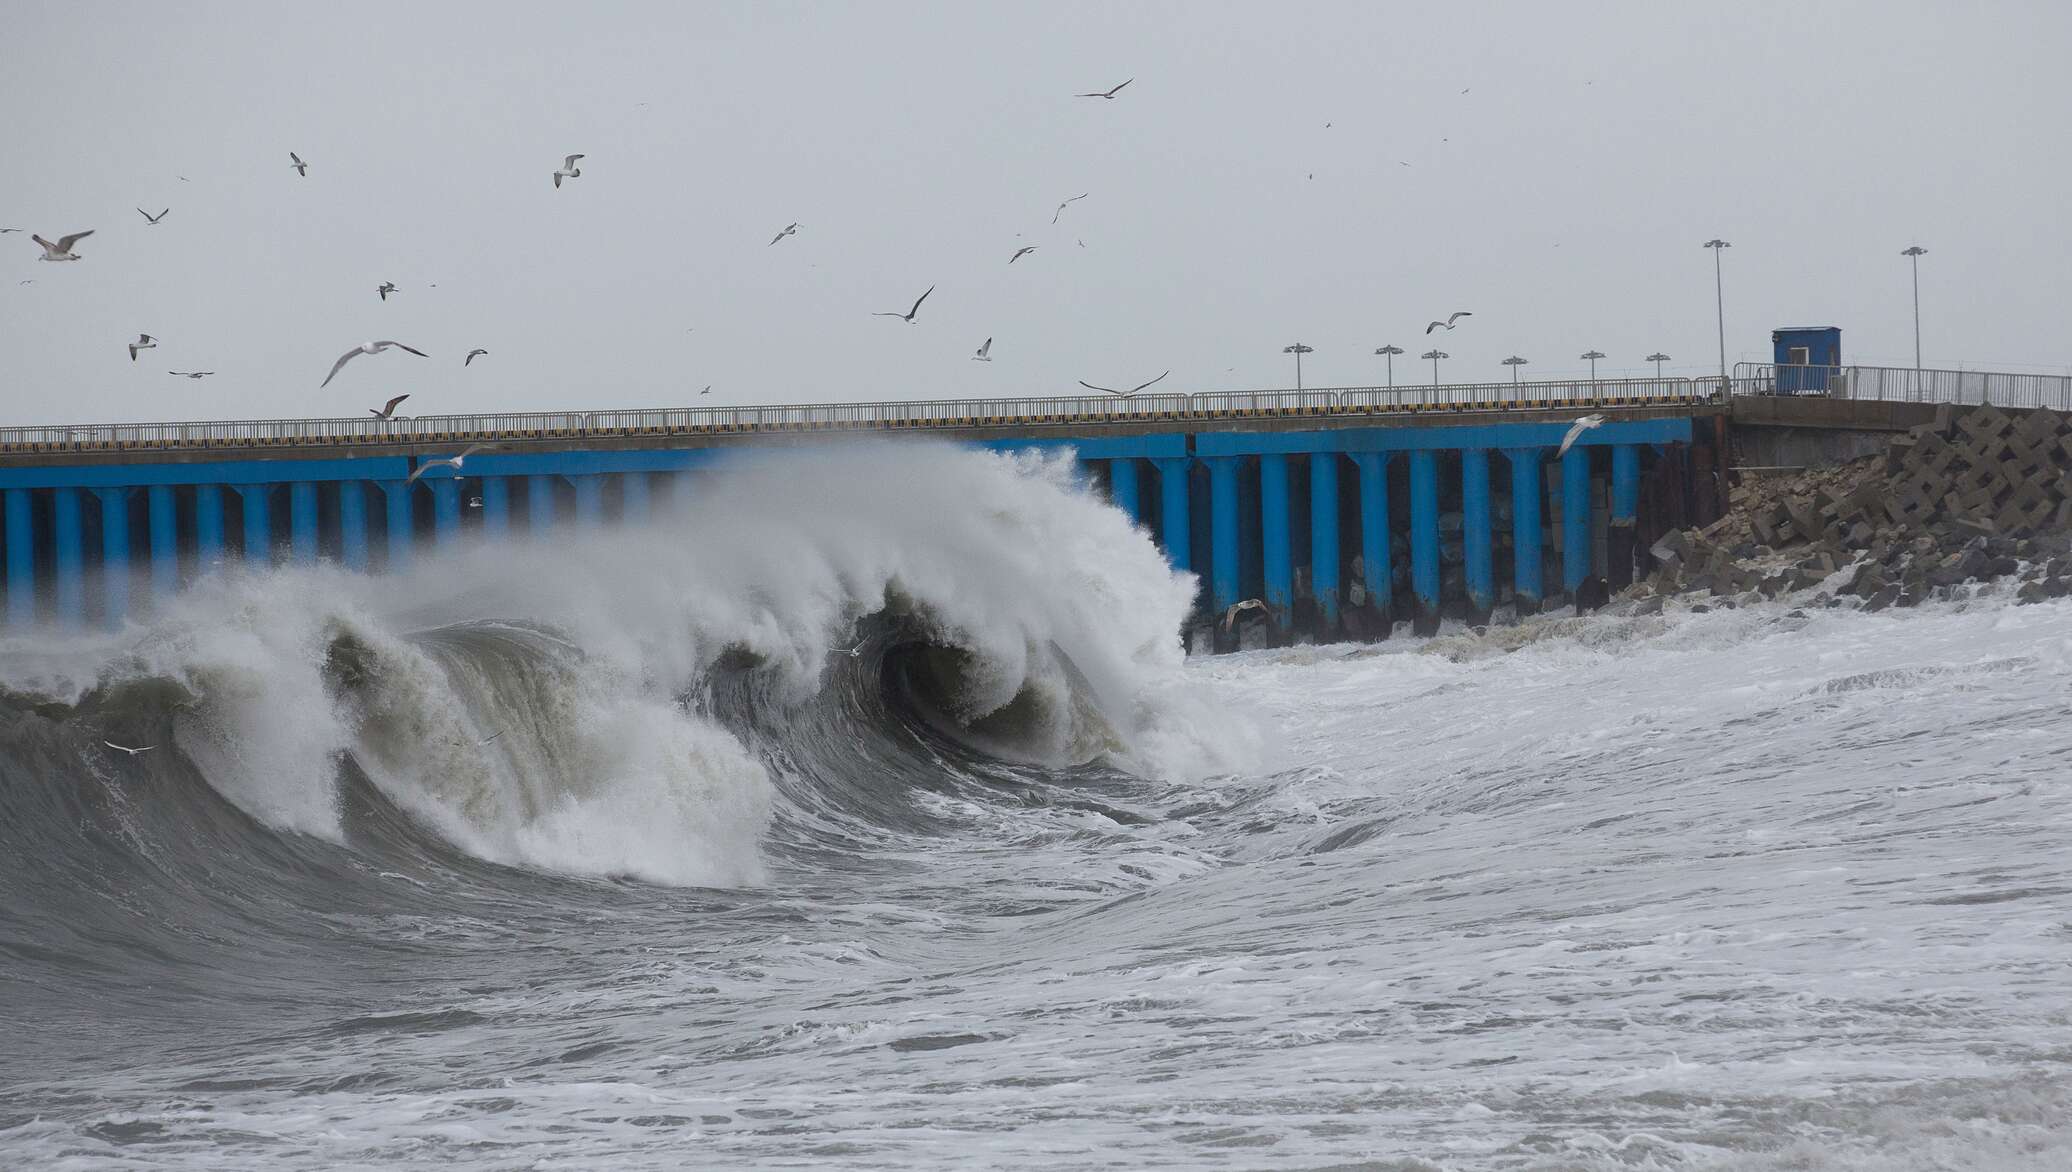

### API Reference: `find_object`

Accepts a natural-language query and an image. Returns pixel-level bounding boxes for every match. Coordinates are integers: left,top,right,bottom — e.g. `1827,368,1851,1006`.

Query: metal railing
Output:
1732,363,2072,411
0,377,1722,455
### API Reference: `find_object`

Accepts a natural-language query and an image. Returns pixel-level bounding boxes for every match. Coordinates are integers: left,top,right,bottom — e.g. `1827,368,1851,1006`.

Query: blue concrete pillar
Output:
95,488,130,627
237,484,272,565
529,475,556,533
1408,449,1440,623
4,488,32,626
1561,445,1591,594
340,481,369,570
1109,458,1140,523
1310,452,1340,632
1352,453,1392,616
1506,448,1544,609
148,485,177,602
621,473,650,523
572,475,604,526
1153,457,1192,572
1259,454,1292,628
670,471,695,513
290,482,319,563
480,476,510,539
195,484,225,572
1612,444,1640,521
1460,448,1493,615
53,487,84,628
379,480,413,570
432,479,461,547
1206,456,1241,614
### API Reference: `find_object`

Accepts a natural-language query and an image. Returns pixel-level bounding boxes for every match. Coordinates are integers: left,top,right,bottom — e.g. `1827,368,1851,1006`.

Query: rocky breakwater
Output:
1618,401,2072,614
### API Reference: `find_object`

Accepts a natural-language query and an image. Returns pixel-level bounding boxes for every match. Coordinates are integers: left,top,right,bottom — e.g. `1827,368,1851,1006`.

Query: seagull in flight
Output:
103,740,156,756
129,334,157,362
289,151,308,177
1220,598,1267,632
1078,78,1133,99
1425,311,1472,334
1556,413,1606,458
830,642,865,657
769,222,799,246
32,230,93,261
464,348,488,366
0,228,20,233
407,444,490,484
1009,246,1037,264
478,730,504,746
1078,371,1169,397
377,281,397,301
552,154,584,188
972,337,993,362
137,208,169,225
321,340,429,388
168,371,213,379
700,385,711,395
1052,193,1088,224
369,393,410,420
872,284,934,323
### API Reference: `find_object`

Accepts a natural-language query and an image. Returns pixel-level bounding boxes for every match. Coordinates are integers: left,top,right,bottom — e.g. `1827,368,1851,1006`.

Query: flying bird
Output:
103,741,156,756
320,340,429,388
1425,311,1472,334
377,281,397,301
1556,413,1606,458
0,228,21,233
1052,193,1088,224
1009,246,1037,264
768,222,799,246
1078,371,1169,397
369,393,410,420
552,154,584,188
1220,599,1267,632
407,444,489,484
464,348,488,366
1078,78,1133,99
872,284,934,323
128,334,157,362
289,152,308,176
137,208,169,225
830,642,864,657
168,371,213,379
478,730,504,746
700,385,711,395
972,337,993,362
32,230,93,261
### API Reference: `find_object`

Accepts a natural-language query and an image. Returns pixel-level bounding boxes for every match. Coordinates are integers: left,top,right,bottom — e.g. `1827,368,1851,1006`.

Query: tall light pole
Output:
1502,355,1528,385
1422,348,1448,385
1580,350,1605,381
1902,245,1927,370
1283,343,1314,389
1374,344,1404,388
1647,352,1671,379
1704,238,1731,383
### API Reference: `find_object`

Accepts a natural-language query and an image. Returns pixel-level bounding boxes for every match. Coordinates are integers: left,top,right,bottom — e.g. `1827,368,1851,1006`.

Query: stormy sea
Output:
3,446,2068,1169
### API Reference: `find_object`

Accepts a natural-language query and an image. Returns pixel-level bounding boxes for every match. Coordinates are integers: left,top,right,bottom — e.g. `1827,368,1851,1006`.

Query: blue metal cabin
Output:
1772,326,1842,394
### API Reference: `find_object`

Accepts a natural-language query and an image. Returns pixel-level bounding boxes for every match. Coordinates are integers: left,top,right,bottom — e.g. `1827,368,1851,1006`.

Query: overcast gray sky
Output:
4,1,2068,425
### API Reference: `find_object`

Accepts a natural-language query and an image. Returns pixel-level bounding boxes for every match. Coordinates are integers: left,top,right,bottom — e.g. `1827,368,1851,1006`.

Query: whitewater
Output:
2,443,2069,1170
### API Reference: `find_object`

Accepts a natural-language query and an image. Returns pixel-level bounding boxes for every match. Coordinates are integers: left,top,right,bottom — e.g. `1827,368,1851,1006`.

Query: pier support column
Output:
1206,456,1241,618
148,485,177,603
1609,443,1640,589
1461,448,1493,618
620,473,650,524
529,475,556,533
236,484,272,566
1259,454,1292,635
1505,448,1544,611
53,487,83,628
94,488,131,627
1352,453,1393,627
1408,449,1440,633
340,481,368,570
1310,451,1340,635
1561,445,1590,596
378,480,413,570
5,488,32,627
480,476,510,539
572,475,604,526
290,482,319,563
432,480,461,547
195,484,225,573
1153,457,1192,573
1109,458,1141,524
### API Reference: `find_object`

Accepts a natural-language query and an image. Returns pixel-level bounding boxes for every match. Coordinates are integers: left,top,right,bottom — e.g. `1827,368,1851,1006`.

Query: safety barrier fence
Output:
1732,363,2072,411
0,377,1719,455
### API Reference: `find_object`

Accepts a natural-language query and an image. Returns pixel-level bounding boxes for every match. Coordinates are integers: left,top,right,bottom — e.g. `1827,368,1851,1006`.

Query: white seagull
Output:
1078,78,1133,99
1220,598,1267,632
289,151,308,177
769,222,799,246
1425,312,1472,334
1078,371,1169,398
377,281,397,301
1556,413,1606,458
972,337,993,362
464,348,488,366
321,340,429,388
1009,245,1037,264
32,230,93,261
369,393,410,420
168,371,213,379
137,207,169,225
407,444,490,484
872,285,934,323
1052,193,1088,224
103,740,156,756
830,642,865,657
128,334,157,362
552,154,584,188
